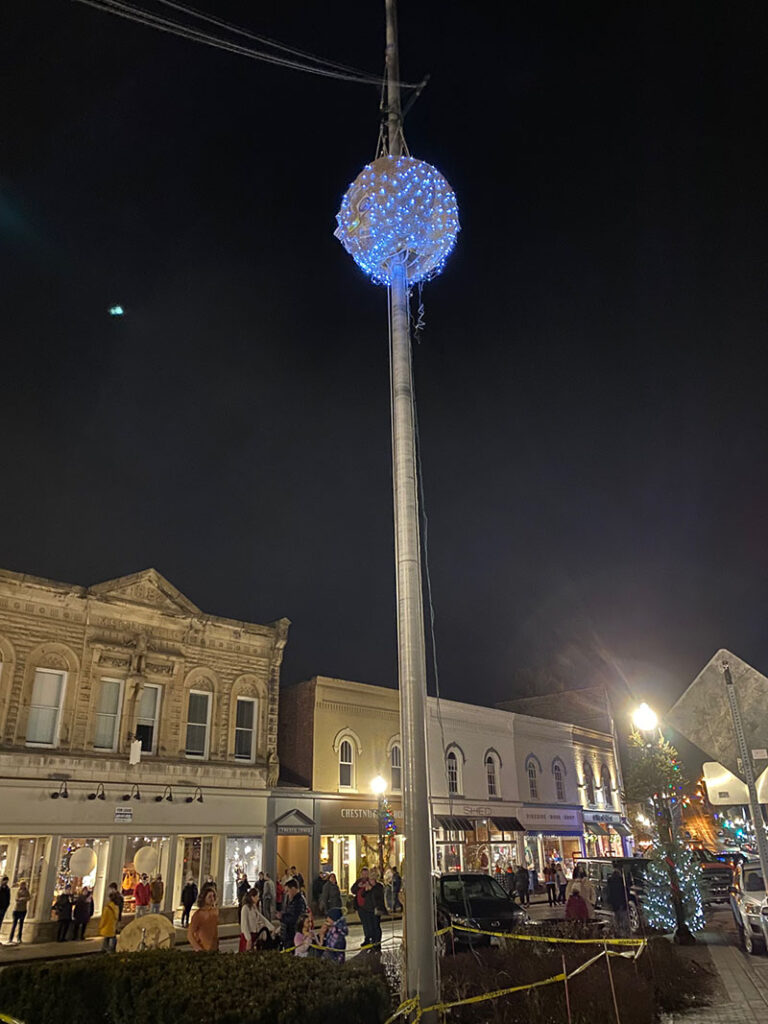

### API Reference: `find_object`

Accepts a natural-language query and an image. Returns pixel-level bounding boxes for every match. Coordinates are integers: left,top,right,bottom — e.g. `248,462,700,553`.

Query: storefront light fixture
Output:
155,785,173,803
185,787,203,804
371,774,387,796
88,783,106,801
51,781,69,800
121,784,141,801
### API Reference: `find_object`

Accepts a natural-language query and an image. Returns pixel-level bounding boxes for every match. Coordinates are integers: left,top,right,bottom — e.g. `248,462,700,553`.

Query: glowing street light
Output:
371,775,387,796
632,702,659,733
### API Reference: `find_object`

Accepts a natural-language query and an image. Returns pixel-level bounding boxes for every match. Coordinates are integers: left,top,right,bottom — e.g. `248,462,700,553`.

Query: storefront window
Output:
56,838,110,913
13,836,48,918
321,835,355,893
121,836,170,915
179,836,214,892
0,843,8,879
224,836,263,906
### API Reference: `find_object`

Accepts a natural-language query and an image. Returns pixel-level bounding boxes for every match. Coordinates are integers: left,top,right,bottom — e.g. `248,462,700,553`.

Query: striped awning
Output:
491,817,525,833
434,815,475,832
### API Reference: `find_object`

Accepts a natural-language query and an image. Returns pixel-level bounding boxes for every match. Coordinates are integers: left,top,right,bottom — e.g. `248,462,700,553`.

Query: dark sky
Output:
3,1,767,729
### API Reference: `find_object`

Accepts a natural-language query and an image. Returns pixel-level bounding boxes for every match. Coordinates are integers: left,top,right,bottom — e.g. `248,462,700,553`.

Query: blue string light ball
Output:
334,155,459,285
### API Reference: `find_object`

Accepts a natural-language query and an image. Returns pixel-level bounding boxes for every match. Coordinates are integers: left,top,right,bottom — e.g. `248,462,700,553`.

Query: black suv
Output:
578,857,649,933
434,872,528,951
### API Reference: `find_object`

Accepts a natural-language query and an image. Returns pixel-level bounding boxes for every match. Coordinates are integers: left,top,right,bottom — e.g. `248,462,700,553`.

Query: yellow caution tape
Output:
451,924,645,945
0,1014,25,1024
383,938,647,1022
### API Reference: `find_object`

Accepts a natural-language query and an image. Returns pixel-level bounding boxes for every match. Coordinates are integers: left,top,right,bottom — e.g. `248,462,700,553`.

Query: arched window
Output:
447,751,459,794
485,754,498,797
553,762,565,802
527,761,538,799
601,765,613,807
390,744,402,792
339,739,354,789
583,764,596,805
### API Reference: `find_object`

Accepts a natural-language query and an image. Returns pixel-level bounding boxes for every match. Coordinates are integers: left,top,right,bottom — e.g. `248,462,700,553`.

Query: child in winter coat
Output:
321,907,348,964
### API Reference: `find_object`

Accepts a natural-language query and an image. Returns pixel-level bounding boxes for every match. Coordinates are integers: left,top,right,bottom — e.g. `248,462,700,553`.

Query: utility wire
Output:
73,0,426,89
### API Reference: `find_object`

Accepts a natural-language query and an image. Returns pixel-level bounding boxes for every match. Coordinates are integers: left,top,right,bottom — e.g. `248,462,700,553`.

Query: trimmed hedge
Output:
0,950,391,1024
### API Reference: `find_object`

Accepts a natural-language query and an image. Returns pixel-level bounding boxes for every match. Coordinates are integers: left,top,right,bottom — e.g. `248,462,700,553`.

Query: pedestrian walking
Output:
188,886,219,951
239,890,279,951
321,907,348,963
293,912,317,957
237,873,250,907
0,876,11,938
53,885,73,942
98,891,121,952
107,882,124,921
391,866,403,911
150,874,164,914
606,868,630,936
73,886,94,940
351,867,385,950
565,885,589,924
311,871,327,915
180,876,198,928
320,872,342,916
514,863,530,906
279,879,307,948
8,881,31,944
555,863,567,904
543,862,557,906
261,873,276,920
134,873,151,917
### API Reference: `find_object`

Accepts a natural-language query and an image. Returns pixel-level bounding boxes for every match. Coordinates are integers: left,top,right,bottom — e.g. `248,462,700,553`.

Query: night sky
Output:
3,2,767,728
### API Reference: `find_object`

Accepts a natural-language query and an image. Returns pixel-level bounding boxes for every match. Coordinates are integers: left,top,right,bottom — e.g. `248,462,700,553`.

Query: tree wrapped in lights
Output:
642,843,705,934
623,728,700,942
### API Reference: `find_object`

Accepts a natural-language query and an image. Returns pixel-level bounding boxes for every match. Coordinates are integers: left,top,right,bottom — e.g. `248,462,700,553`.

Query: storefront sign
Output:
114,806,133,823
582,810,622,825
517,806,582,832
277,825,314,836
319,798,403,834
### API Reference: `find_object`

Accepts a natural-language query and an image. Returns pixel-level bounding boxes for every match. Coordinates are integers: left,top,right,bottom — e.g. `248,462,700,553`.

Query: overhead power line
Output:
72,0,426,89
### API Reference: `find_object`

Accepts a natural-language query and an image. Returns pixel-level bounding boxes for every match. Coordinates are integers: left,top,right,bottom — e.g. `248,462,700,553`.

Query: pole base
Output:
673,923,696,945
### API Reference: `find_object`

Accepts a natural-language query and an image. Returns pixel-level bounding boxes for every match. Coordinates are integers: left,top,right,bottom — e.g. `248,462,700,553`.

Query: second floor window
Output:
94,678,123,751
527,761,538,799
601,765,613,807
486,755,498,797
339,739,354,788
390,744,402,791
135,683,161,754
234,697,256,762
584,764,596,804
185,690,211,758
27,668,66,746
553,763,565,801
447,751,459,794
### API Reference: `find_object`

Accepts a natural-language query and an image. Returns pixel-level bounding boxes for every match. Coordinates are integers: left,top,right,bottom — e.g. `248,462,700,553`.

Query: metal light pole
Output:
385,0,440,1017
722,661,768,885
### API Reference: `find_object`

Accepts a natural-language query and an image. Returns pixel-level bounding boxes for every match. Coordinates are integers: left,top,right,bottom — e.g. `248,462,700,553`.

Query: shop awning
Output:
524,829,583,838
610,821,633,837
434,815,475,832
491,817,525,833
585,822,609,836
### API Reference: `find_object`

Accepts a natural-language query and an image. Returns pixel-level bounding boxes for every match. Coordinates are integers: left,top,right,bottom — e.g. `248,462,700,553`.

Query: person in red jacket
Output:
134,873,151,917
565,885,589,924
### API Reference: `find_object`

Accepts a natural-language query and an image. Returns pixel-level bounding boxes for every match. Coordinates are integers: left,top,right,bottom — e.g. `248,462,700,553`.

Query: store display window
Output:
55,838,110,913
178,836,214,893
121,836,170,915
13,836,48,918
223,836,263,906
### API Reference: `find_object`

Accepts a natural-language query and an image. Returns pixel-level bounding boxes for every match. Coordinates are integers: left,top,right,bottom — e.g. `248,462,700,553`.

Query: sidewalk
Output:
662,927,768,1024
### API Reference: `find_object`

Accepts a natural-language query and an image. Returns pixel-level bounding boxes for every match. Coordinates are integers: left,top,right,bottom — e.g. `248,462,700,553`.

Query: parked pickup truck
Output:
688,848,734,904
730,862,768,955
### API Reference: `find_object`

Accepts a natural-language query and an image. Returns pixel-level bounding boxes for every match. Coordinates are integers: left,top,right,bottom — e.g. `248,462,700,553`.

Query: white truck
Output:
730,862,768,955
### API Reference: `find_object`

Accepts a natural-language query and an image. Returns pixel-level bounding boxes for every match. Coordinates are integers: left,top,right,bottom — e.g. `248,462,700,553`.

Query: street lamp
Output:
371,775,387,875
632,702,659,733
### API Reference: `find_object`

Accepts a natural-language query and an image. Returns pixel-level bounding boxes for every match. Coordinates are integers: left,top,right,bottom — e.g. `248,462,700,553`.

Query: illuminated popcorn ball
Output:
334,155,460,285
